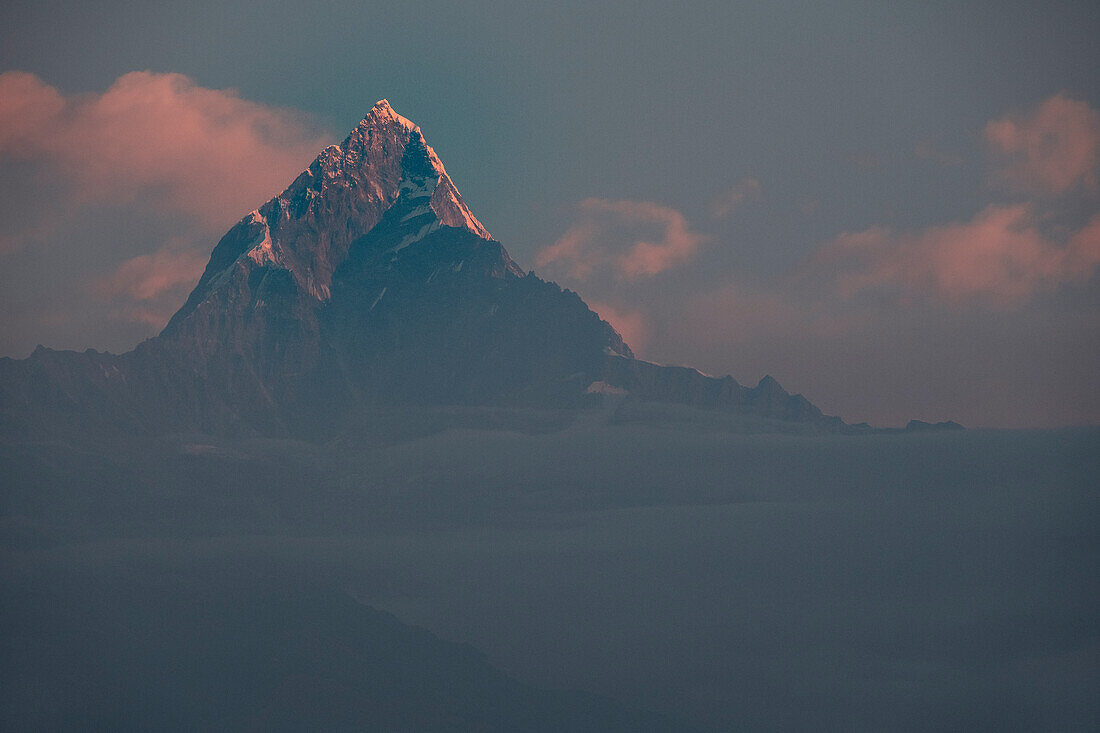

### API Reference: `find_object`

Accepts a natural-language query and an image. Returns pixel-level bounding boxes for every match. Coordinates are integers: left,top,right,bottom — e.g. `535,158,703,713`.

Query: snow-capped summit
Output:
344,98,490,241
164,99,507,336
364,98,418,131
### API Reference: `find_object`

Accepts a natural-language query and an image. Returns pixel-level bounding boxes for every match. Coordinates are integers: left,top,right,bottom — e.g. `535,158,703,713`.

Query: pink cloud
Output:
802,95,1100,308
985,94,1100,196
588,301,649,354
0,72,65,150
537,218,601,279
813,205,1100,306
711,177,762,219
0,71,331,230
90,239,209,326
536,198,706,280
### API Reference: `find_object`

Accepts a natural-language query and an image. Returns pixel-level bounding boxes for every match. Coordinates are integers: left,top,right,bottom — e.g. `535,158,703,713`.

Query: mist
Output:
3,409,1096,730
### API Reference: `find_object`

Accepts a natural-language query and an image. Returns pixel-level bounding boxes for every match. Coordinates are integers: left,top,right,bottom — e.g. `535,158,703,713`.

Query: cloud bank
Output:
812,95,1100,306
0,71,332,347
89,239,210,327
985,93,1100,196
0,71,330,230
536,198,706,280
814,206,1100,305
541,95,1100,426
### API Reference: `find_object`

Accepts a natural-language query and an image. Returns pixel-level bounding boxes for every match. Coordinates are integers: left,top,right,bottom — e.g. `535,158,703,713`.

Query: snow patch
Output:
370,99,419,131
245,213,280,266
400,204,434,222
398,175,438,200
306,281,331,300
392,219,441,252
428,176,491,239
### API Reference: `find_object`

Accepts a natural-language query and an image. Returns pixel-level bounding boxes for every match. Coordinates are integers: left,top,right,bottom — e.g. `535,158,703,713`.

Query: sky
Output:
0,0,1097,428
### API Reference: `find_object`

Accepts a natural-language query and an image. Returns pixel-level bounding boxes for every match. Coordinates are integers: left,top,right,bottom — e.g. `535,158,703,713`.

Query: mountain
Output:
0,100,846,437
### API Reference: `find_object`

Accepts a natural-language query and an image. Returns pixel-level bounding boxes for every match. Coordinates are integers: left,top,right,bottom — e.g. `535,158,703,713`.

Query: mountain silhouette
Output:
1,100,847,437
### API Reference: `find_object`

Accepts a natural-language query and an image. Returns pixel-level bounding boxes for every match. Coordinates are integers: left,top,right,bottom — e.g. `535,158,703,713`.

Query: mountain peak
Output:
4,100,857,438
361,98,418,132
163,97,507,335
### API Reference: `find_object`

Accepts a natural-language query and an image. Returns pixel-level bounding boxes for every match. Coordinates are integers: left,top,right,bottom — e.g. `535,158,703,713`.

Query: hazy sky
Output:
1,0,1098,428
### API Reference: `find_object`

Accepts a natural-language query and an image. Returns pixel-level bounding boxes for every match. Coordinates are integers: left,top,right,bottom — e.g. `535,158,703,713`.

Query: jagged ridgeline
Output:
0,101,844,436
